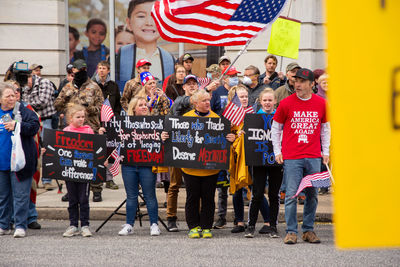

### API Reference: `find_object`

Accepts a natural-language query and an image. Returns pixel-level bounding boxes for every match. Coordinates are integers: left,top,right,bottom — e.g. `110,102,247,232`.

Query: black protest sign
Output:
164,116,230,169
104,116,164,166
42,129,107,183
243,113,279,166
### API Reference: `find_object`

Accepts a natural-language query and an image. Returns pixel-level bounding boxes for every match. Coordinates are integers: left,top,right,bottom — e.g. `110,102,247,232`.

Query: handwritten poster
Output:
104,116,164,166
243,114,279,166
42,129,107,183
267,16,301,59
164,116,230,169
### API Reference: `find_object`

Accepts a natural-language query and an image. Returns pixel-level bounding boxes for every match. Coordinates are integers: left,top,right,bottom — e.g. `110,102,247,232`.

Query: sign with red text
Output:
164,116,230,169
42,129,107,183
104,116,164,166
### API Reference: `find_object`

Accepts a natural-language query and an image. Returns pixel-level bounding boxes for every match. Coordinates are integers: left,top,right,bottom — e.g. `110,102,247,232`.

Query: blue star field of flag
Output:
230,0,286,24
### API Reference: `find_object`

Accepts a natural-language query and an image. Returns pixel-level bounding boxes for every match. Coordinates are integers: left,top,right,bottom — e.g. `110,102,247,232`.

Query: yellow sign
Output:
326,0,400,248
267,16,301,59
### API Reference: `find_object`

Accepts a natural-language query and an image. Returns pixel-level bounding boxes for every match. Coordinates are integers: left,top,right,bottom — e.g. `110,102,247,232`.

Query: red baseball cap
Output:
222,66,240,76
136,59,152,68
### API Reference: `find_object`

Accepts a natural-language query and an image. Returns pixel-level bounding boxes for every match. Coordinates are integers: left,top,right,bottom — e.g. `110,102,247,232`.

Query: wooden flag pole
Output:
325,163,335,185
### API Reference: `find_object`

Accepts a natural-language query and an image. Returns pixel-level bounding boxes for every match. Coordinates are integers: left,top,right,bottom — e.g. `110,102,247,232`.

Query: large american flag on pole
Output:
151,0,287,46
222,94,254,126
291,171,331,199
109,144,121,177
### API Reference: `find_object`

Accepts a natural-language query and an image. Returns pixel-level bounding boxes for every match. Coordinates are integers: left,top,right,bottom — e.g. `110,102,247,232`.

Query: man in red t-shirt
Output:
271,68,331,245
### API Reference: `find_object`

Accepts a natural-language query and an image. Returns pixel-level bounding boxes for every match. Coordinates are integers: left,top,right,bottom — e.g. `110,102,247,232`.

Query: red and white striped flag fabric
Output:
244,106,255,114
151,0,287,46
109,144,121,177
222,94,247,126
198,77,211,90
291,171,331,199
101,98,114,122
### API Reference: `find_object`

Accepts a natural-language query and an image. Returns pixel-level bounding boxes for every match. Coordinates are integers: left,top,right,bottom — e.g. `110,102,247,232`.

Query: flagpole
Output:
325,163,335,185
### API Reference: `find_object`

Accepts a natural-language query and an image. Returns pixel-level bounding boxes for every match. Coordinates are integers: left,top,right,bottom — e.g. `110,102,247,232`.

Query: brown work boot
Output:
302,231,321,243
283,233,297,244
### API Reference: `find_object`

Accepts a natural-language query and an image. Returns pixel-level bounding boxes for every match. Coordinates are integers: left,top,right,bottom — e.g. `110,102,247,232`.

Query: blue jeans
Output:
121,165,158,226
0,171,32,230
284,158,321,234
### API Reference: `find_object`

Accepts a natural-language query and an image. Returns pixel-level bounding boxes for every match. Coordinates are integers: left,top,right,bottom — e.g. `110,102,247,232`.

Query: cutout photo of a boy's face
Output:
126,1,160,46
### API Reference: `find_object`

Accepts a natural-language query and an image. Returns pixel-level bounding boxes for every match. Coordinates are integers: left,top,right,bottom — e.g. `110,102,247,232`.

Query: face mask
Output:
206,73,213,79
228,76,239,87
73,70,88,88
242,76,252,86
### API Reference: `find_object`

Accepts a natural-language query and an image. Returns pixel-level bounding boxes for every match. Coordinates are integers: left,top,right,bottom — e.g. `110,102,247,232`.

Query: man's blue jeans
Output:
121,165,158,226
284,158,321,234
0,171,32,230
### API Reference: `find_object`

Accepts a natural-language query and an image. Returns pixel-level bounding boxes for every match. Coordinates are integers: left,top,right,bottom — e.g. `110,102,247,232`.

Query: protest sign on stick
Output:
267,16,301,59
164,116,230,169
104,115,165,166
42,129,107,183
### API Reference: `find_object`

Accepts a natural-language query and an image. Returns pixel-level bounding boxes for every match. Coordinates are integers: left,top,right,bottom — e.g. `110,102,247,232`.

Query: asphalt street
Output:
1,220,399,266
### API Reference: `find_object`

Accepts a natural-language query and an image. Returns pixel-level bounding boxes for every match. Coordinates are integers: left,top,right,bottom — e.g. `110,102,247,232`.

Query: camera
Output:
5,60,31,87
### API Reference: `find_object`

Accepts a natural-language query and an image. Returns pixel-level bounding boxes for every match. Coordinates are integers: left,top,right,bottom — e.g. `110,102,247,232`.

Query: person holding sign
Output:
161,90,235,238
0,82,39,238
118,96,161,236
245,89,283,238
272,68,330,245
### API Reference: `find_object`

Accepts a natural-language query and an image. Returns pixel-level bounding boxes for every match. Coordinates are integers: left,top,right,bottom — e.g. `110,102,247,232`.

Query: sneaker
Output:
231,225,246,233
13,228,26,238
258,225,272,234
245,226,255,238
63,226,80,237
319,188,329,195
269,226,280,238
188,226,201,238
202,229,213,238
167,218,179,232
28,221,41,230
118,224,133,236
284,233,297,244
150,223,161,236
302,231,321,243
0,228,11,235
93,192,102,202
44,183,54,191
279,191,286,204
81,226,92,237
106,180,119,190
61,193,69,202
213,217,227,229
298,195,306,205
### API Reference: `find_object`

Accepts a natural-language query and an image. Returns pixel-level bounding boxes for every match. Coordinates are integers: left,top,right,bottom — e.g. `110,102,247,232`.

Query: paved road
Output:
1,220,399,266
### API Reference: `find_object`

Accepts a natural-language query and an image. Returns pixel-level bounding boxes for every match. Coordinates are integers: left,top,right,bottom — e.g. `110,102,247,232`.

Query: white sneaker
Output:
81,226,92,237
118,224,133,236
13,228,26,238
0,228,11,235
63,226,79,237
150,223,161,236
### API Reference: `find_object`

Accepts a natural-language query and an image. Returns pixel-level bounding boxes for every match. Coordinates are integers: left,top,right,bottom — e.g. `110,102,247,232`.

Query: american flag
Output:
198,77,211,89
291,171,331,199
222,94,254,126
109,144,121,177
101,98,114,122
151,0,287,46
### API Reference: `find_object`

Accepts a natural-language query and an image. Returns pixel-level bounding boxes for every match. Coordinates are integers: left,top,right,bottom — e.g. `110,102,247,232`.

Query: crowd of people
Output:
0,0,330,244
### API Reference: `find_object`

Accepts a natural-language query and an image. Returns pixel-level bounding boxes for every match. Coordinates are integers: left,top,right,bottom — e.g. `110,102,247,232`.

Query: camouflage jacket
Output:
54,78,104,132
120,78,142,112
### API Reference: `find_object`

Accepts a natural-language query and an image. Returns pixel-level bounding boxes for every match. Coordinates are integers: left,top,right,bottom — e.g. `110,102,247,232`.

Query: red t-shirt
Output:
273,94,327,160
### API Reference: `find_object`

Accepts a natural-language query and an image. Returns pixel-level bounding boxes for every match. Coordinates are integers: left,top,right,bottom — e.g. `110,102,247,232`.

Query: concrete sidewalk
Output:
36,173,333,222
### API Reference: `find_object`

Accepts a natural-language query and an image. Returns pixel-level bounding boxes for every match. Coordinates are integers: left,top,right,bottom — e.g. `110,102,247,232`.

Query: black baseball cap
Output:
72,59,87,70
294,68,314,82
183,74,198,84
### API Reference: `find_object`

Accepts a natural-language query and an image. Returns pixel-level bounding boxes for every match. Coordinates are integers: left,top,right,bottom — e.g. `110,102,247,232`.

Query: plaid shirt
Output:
23,75,56,119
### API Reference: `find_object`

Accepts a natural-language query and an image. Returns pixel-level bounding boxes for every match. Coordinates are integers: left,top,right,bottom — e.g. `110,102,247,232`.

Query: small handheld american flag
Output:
101,98,114,122
222,94,254,126
291,171,331,199
109,144,121,177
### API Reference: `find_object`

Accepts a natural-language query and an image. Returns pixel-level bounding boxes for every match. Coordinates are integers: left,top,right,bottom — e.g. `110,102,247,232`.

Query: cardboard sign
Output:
243,114,278,166
42,129,107,183
164,116,230,169
104,116,164,166
267,16,301,59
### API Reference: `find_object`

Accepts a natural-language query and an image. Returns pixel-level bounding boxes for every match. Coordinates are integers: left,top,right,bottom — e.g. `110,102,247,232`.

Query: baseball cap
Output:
286,62,301,72
222,66,240,76
205,64,220,73
29,64,43,71
294,68,315,82
140,71,155,86
182,53,194,61
183,74,198,85
218,56,231,65
136,59,152,68
72,59,87,70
